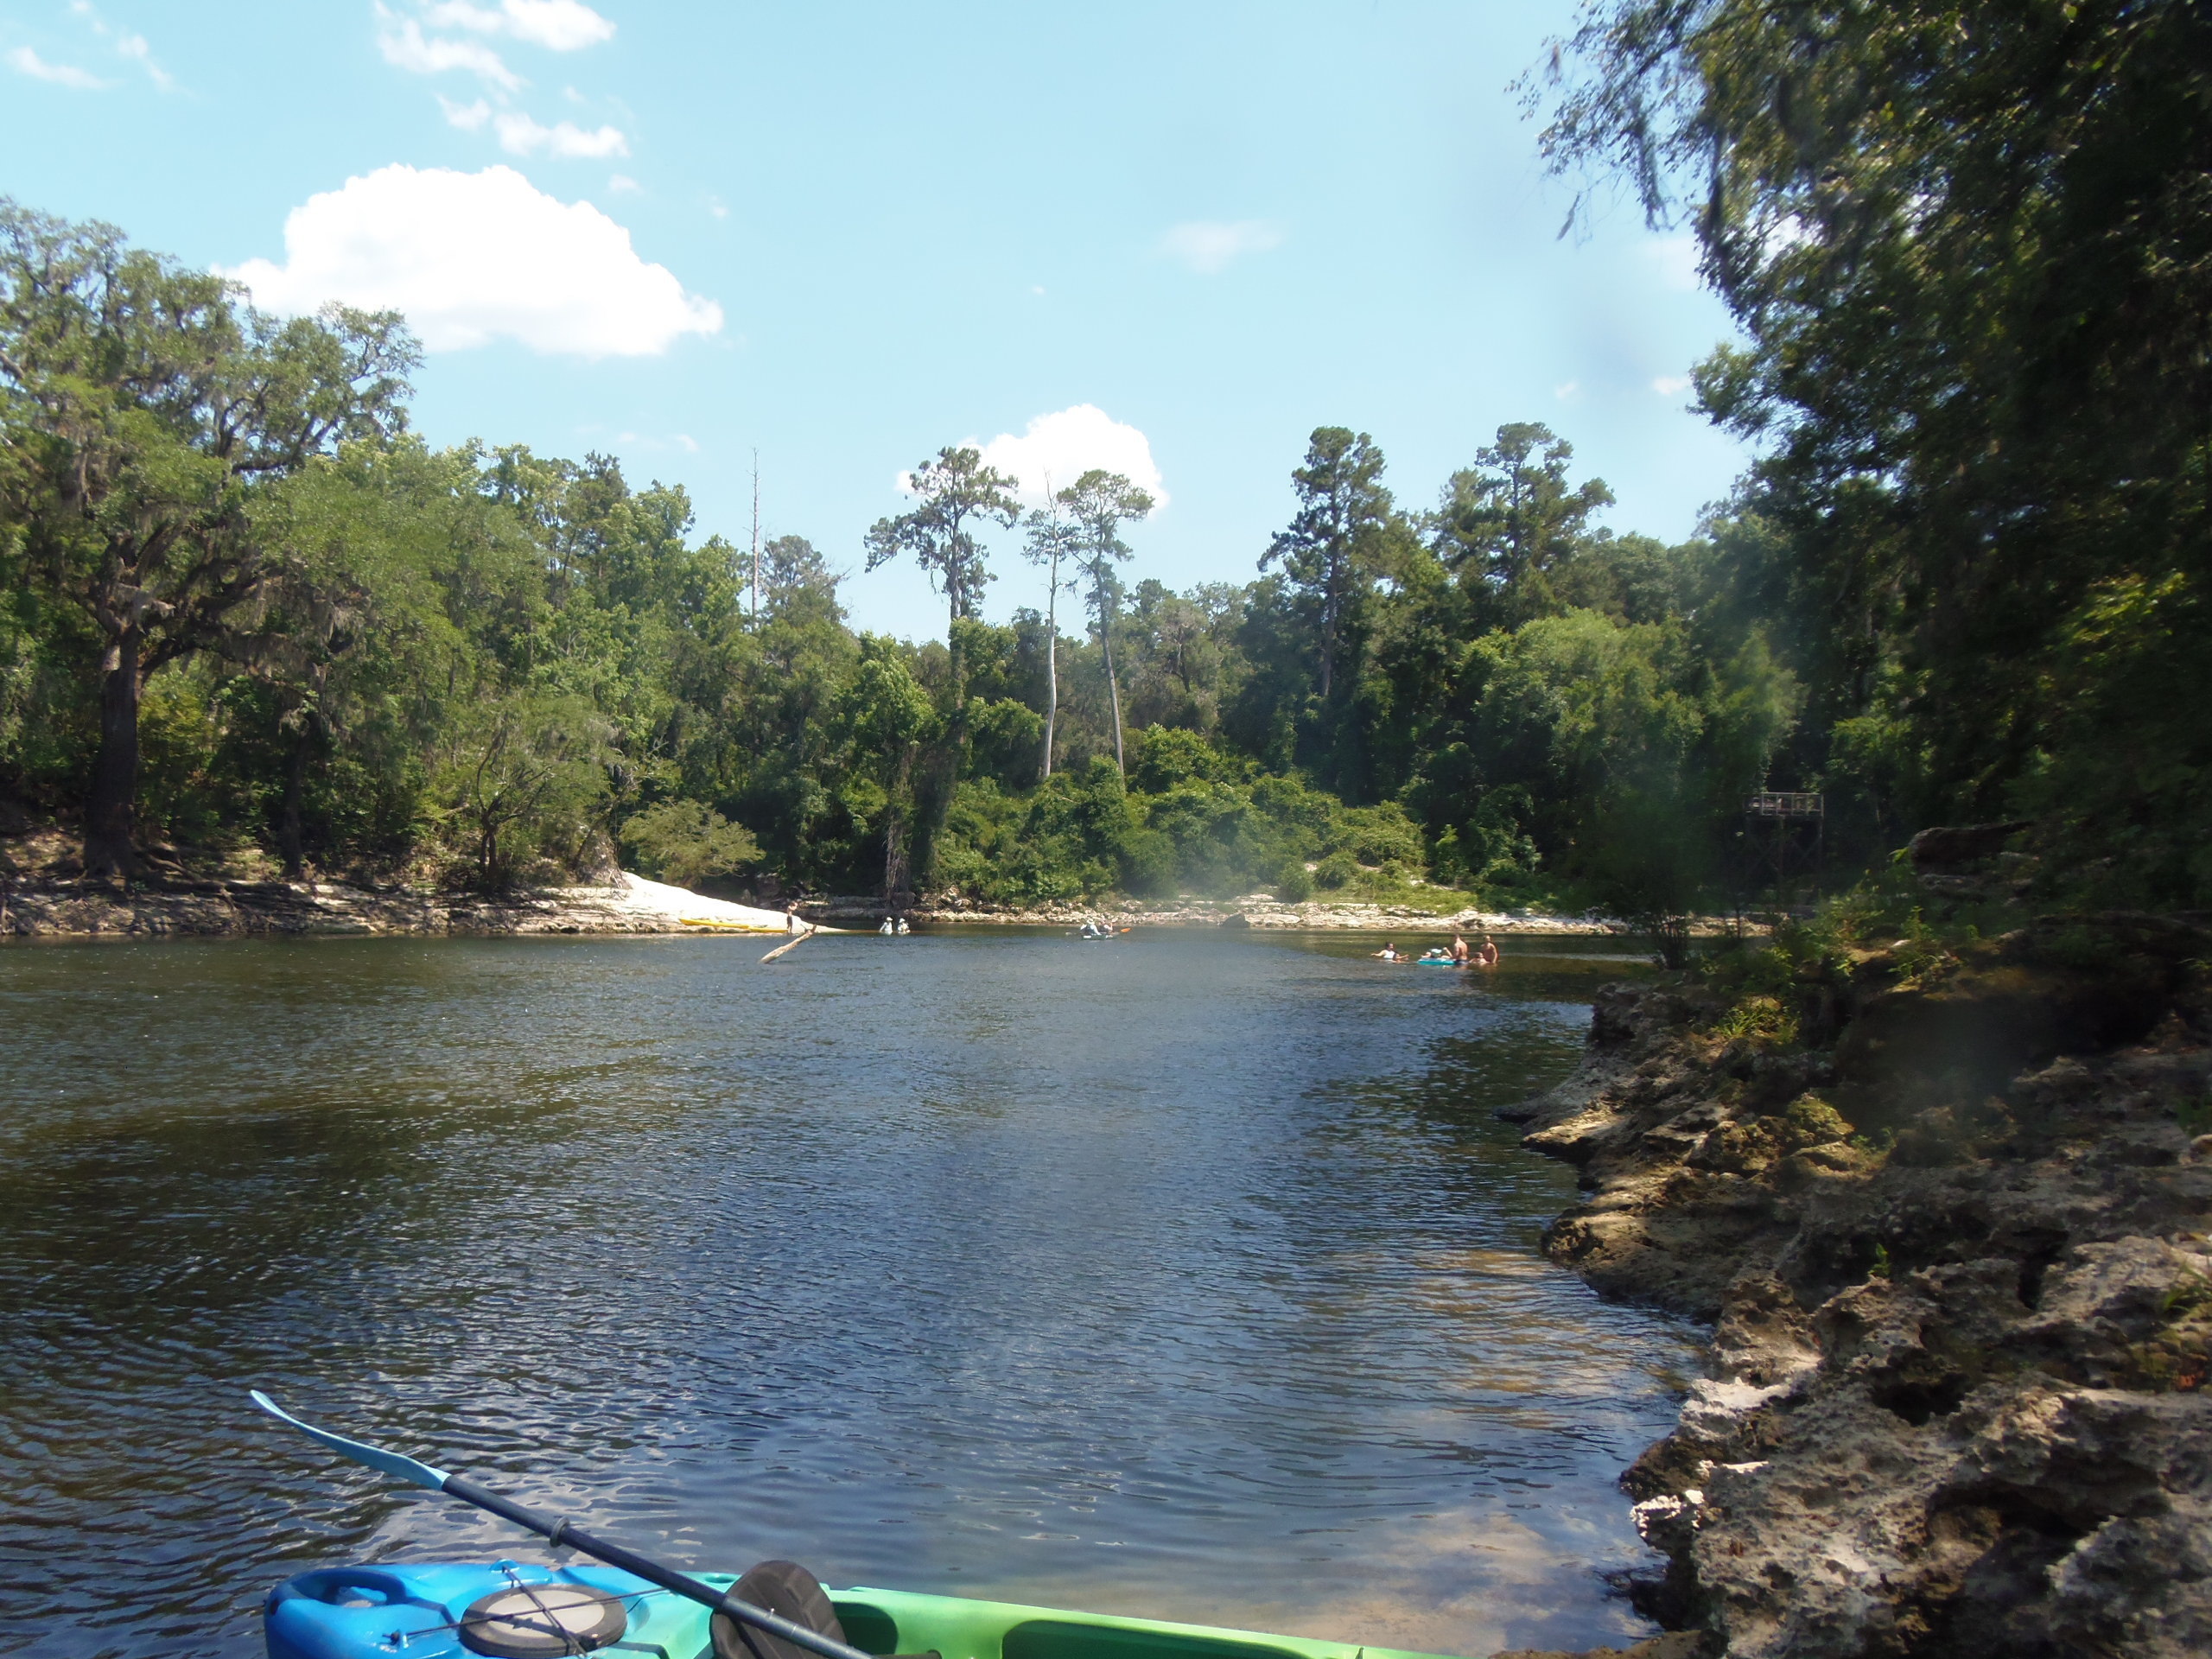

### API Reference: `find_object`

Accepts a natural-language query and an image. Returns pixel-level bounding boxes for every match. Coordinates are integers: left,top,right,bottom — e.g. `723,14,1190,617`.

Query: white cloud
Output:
425,0,615,50
220,164,722,358
1159,219,1284,276
377,10,521,89
492,111,627,156
612,429,699,454
1652,375,1693,397
607,173,639,194
444,95,627,161
976,405,1167,509
67,4,174,87
1644,234,1701,292
7,45,108,88
1553,380,1580,402
114,31,173,89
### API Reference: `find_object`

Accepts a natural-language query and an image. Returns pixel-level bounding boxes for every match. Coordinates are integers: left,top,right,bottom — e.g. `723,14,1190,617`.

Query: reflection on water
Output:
0,930,1693,1658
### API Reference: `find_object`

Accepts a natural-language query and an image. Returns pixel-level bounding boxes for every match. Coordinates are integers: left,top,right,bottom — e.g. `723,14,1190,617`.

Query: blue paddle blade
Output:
251,1389,451,1491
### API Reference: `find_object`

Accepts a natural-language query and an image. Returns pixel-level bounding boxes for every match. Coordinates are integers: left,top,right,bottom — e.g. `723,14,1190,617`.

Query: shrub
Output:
620,799,760,888
1707,994,1799,1046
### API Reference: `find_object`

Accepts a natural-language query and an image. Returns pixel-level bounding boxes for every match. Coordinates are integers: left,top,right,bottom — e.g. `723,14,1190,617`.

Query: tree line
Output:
0,204,1790,921
3,0,2202,921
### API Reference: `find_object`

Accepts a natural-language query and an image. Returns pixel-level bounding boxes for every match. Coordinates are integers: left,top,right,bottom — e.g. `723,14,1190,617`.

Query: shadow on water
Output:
0,929,1694,1658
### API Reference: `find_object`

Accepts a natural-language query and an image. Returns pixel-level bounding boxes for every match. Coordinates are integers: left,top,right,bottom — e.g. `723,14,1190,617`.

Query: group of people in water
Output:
877,915,912,934
1372,933,1499,968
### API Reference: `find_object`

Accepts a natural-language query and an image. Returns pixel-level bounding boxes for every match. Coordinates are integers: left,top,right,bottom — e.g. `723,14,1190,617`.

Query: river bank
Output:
1502,913,2212,1658
0,868,1629,940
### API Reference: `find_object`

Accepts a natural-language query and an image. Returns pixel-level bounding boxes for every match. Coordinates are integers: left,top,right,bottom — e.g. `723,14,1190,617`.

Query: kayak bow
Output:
251,1392,872,1659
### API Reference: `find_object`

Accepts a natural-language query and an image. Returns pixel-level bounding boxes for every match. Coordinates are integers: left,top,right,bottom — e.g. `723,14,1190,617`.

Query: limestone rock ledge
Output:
1507,915,2212,1658
0,873,784,938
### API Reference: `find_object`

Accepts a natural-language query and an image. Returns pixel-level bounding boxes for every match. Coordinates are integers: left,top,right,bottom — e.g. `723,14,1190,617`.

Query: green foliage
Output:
0,199,416,876
2178,1092,2212,1141
620,800,760,889
428,692,612,887
6,111,2195,921
1531,0,2212,906
1705,994,1799,1048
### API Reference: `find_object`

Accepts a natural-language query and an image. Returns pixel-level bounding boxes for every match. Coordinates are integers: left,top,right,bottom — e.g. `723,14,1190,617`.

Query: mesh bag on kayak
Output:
459,1582,628,1656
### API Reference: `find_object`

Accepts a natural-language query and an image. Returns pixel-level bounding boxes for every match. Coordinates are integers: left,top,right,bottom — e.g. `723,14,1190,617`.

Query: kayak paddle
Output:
250,1390,874,1659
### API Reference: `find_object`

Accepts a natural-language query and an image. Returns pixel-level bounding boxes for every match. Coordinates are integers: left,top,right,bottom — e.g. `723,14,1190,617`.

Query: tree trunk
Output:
1041,553,1059,781
883,804,907,899
1318,549,1340,702
278,709,314,880
913,590,966,892
1103,591,1126,781
83,632,142,884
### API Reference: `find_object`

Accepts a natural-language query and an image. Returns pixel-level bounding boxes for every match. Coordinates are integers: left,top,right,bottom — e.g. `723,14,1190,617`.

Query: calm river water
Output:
0,928,1694,1658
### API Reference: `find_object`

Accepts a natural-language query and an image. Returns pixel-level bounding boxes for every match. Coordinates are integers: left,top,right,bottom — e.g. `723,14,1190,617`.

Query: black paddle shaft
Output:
441,1475,874,1659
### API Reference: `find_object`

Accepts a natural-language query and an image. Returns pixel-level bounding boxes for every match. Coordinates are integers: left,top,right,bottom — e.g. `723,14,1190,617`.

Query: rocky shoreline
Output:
0,871,1627,940
892,894,1624,933
1497,914,2212,1658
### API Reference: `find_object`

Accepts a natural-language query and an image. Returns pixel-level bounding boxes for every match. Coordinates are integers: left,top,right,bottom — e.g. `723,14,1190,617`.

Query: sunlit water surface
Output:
0,929,1694,1658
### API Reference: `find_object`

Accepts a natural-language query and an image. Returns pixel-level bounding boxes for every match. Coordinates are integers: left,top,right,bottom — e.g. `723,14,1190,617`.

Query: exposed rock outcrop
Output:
1,872,1631,939
1510,915,2212,1658
0,872,803,938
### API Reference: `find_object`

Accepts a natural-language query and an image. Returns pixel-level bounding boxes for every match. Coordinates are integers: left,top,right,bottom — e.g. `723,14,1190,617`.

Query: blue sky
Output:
0,1,1746,638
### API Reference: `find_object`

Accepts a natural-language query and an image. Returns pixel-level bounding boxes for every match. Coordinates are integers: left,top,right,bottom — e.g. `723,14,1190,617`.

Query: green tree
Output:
863,446,1020,702
619,799,760,888
1020,498,1082,779
863,447,1020,881
1531,0,2212,901
429,691,613,887
834,640,939,898
1057,468,1154,779
1262,428,1392,705
1434,423,1615,626
0,202,416,879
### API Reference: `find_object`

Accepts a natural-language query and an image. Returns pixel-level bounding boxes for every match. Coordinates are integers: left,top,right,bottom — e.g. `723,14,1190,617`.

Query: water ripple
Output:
0,931,1692,1658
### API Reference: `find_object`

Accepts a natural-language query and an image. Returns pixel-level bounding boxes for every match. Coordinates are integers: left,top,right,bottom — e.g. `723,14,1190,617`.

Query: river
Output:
0,928,1695,1658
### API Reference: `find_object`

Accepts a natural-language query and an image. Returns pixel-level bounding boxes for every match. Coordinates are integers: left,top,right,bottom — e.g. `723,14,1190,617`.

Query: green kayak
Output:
264,1561,1468,1659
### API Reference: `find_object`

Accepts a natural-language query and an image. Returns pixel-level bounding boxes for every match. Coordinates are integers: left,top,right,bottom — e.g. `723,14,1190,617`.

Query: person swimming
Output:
1372,941,1402,961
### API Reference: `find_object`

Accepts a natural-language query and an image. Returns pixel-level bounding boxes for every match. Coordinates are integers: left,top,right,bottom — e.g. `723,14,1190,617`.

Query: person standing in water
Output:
1451,934,1471,965
1478,935,1499,967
